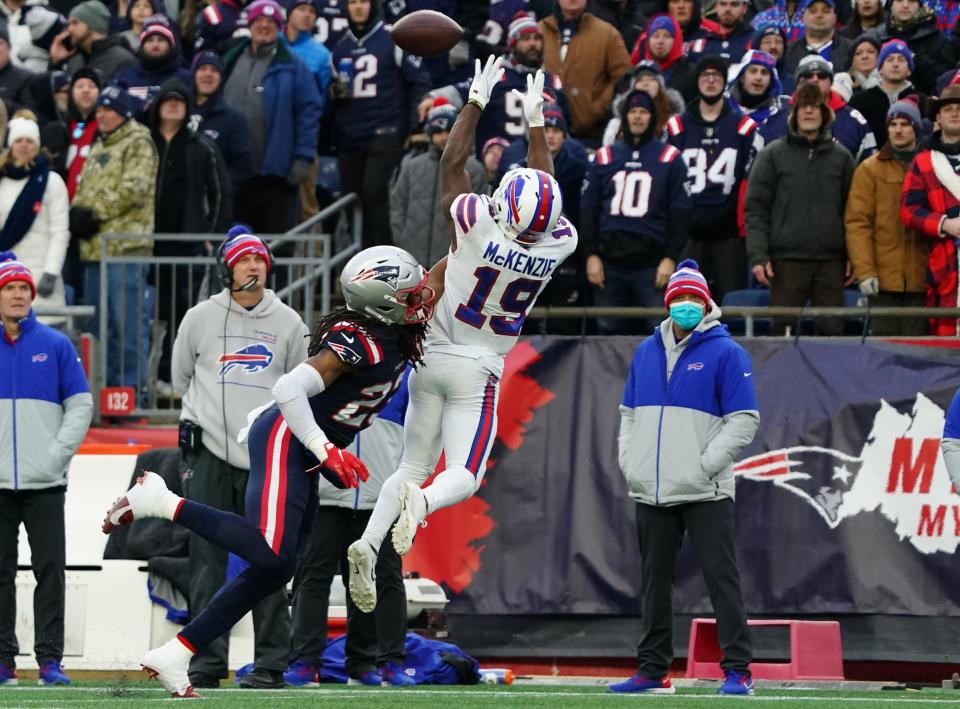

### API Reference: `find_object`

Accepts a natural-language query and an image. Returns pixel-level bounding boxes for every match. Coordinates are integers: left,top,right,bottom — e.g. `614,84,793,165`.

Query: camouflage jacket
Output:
74,119,158,262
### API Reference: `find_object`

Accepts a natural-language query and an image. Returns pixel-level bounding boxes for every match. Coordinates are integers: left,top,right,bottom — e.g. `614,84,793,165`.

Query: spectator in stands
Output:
667,55,762,302
171,228,308,689
189,50,252,194
193,0,251,55
608,259,757,697
841,0,886,37
631,14,697,102
589,0,647,50
783,0,853,78
900,85,960,337
845,99,927,335
480,135,508,191
702,0,754,62
0,117,70,322
50,1,137,80
752,0,804,43
753,25,794,93
222,0,321,239
727,50,787,131
285,370,412,688
869,0,953,96
663,0,717,49
840,35,881,97
285,0,330,223
0,253,93,688
113,17,191,106
0,0,65,73
541,0,633,144
0,24,36,116
70,85,156,392
745,82,855,336
117,0,167,51
605,61,684,144
581,89,691,335
848,39,925,149
330,0,428,249
391,100,485,268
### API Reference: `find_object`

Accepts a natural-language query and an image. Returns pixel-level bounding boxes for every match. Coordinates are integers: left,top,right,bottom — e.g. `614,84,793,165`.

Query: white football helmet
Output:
340,246,435,325
491,167,563,245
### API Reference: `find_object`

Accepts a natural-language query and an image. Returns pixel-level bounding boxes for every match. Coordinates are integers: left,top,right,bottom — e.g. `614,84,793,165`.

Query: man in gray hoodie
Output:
171,228,309,689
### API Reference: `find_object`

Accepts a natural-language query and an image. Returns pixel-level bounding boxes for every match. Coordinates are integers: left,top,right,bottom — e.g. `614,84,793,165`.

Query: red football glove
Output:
318,442,369,489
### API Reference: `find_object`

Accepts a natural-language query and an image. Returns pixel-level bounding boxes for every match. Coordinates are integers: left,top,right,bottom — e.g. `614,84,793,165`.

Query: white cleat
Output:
102,471,181,534
141,640,200,699
347,540,378,614
391,482,427,556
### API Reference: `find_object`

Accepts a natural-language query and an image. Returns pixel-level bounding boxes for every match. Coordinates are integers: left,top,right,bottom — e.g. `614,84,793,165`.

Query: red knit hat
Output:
664,258,711,309
0,252,35,299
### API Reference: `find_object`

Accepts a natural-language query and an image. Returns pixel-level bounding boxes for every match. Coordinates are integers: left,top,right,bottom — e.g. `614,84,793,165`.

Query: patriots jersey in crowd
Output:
194,0,244,54
701,25,755,64
313,0,351,48
428,192,578,357
580,140,690,245
666,106,761,208
331,22,431,148
452,62,565,154
478,0,533,48
311,321,407,448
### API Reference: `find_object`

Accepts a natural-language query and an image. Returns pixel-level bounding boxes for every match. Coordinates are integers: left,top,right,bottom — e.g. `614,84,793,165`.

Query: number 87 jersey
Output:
427,192,578,357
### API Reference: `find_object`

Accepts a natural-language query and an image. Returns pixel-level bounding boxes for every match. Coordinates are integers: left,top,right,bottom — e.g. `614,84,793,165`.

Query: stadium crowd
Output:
0,0,959,355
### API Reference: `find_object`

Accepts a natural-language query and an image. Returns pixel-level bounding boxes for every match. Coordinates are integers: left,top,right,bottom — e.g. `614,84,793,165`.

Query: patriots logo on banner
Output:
218,343,274,376
350,265,401,289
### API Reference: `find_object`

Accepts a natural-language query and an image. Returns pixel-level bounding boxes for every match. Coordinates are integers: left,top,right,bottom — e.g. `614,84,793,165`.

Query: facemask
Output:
669,301,704,330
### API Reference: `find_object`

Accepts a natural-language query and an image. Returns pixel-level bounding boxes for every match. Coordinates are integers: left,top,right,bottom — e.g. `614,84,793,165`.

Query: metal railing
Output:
92,194,361,418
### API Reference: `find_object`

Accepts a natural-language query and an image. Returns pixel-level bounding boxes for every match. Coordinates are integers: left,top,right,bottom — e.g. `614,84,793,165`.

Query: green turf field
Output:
0,681,958,708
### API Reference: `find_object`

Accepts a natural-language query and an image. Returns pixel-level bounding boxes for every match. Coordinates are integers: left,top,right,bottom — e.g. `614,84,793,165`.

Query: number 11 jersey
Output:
428,193,578,357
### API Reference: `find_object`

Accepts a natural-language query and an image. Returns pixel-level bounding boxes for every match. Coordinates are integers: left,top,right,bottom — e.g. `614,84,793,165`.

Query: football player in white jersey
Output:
347,55,579,613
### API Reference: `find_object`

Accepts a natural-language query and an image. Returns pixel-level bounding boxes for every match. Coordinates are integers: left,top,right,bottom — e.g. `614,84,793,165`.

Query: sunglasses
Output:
800,72,831,80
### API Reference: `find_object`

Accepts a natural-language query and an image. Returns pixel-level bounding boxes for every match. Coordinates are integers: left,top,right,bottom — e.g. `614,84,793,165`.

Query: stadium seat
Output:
721,289,770,336
686,618,844,680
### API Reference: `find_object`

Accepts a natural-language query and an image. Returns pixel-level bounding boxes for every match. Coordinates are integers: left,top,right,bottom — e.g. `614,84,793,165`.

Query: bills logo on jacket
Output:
218,343,274,377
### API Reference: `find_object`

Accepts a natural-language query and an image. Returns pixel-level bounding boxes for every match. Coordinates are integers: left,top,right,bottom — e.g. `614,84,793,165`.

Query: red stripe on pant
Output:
466,378,497,474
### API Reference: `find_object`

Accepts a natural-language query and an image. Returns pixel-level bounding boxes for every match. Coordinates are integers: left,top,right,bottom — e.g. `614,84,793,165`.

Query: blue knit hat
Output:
878,39,914,72
648,14,676,36
96,85,141,120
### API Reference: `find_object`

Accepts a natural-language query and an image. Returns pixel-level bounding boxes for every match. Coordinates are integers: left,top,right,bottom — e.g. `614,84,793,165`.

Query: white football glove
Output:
858,276,880,297
512,69,545,128
468,55,503,111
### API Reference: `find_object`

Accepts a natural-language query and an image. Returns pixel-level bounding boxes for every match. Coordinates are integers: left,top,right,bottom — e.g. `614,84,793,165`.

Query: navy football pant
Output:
176,408,316,653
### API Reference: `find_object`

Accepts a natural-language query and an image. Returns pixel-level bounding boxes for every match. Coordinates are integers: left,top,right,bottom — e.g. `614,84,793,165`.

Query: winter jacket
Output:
745,123,855,264
869,9,954,95
190,63,254,191
73,117,158,261
0,1,64,74
783,33,855,77
540,12,633,139
618,306,759,507
630,13,698,102
222,38,322,178
288,30,330,115
390,146,486,267
847,84,927,149
64,34,138,83
0,168,70,318
112,57,193,107
0,310,93,490
900,137,960,335
0,60,35,115
844,143,926,294
172,288,309,469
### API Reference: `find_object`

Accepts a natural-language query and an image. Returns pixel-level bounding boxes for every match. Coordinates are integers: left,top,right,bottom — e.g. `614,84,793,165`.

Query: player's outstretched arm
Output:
514,70,554,176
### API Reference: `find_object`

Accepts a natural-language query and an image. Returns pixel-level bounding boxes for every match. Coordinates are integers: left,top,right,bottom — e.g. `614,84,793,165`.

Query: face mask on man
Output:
669,301,704,330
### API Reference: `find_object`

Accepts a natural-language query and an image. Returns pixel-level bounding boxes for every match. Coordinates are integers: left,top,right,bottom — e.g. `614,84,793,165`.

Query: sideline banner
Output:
402,337,960,617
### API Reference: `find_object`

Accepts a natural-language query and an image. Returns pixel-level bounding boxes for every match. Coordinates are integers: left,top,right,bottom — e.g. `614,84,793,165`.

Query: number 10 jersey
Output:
427,193,578,358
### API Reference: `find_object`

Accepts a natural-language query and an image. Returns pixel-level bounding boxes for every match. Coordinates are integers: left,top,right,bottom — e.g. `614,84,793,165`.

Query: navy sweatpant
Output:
176,408,317,653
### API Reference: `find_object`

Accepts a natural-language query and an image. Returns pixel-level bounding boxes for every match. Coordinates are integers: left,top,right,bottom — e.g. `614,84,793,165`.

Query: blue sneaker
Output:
233,663,255,684
718,670,754,695
381,663,415,687
347,669,383,686
38,661,71,686
608,674,675,694
284,661,319,687
0,662,17,686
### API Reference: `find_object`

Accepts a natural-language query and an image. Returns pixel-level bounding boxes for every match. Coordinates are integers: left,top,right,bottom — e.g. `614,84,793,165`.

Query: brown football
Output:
390,10,464,58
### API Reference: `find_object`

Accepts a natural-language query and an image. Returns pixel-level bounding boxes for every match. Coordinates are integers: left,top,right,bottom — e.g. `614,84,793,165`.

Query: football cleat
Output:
391,482,427,555
141,639,200,699
102,471,181,534
347,540,377,614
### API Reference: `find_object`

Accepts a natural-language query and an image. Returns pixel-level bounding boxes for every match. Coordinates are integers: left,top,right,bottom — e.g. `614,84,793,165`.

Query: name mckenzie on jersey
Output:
482,241,558,278
735,393,960,554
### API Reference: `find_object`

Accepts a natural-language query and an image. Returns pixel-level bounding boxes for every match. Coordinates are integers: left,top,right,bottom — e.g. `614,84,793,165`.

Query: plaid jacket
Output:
900,149,960,335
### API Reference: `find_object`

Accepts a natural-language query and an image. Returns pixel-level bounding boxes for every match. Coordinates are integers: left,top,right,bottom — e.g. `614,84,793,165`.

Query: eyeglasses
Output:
800,72,831,80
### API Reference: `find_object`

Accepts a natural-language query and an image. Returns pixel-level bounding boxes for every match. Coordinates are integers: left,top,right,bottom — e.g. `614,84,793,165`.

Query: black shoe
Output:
189,672,221,689
237,668,285,689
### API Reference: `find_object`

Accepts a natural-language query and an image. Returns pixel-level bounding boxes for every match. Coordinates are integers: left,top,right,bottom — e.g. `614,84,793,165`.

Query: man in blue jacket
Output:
609,259,758,696
0,254,93,687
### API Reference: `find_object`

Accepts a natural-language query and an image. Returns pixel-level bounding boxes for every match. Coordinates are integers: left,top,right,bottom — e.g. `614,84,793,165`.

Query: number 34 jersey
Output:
428,193,578,357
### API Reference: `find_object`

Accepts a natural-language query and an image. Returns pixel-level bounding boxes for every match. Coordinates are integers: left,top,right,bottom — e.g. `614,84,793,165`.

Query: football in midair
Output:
390,10,464,58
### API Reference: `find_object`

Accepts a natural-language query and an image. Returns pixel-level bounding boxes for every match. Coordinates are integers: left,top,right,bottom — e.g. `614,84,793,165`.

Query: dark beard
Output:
139,47,176,72
698,91,724,106
514,50,542,69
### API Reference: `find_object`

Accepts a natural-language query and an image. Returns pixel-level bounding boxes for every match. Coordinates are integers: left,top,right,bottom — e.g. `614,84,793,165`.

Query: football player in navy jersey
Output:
100,246,436,699
666,55,763,301
581,89,691,335
331,0,431,250
420,13,567,155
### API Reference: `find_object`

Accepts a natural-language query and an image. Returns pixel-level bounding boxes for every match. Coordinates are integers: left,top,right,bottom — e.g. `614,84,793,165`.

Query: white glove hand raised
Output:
468,55,504,111
512,69,545,128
